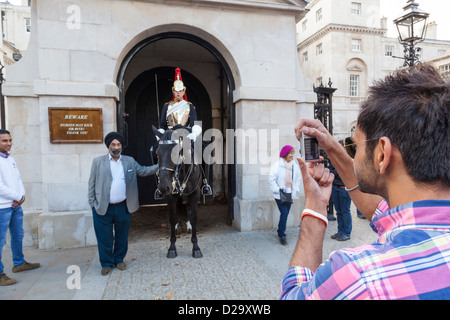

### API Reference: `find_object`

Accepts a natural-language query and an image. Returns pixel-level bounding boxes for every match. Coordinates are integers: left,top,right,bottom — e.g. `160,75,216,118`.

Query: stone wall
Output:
4,0,313,248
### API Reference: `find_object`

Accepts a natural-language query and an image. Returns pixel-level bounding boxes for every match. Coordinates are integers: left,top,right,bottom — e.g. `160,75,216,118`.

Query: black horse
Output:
152,126,203,259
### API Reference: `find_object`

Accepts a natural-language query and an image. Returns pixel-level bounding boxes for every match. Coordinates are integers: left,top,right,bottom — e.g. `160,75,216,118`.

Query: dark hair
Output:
357,64,449,185
0,129,10,135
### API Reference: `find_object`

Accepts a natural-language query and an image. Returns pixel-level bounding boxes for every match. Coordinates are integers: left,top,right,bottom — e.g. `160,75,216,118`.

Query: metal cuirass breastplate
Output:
167,101,190,128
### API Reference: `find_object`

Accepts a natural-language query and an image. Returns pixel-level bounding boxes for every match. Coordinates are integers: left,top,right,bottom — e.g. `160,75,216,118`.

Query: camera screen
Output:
304,137,320,161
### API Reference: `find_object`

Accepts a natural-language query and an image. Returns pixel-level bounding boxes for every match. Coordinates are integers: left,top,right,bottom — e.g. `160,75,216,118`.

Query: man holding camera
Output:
281,64,450,300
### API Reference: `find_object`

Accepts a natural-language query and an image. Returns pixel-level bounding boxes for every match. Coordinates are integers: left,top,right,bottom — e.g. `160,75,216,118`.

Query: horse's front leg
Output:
188,196,203,259
182,201,192,233
167,200,178,258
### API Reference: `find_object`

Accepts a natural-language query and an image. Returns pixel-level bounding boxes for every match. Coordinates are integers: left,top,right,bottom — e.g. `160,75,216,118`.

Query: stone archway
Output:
115,29,238,224
124,66,212,205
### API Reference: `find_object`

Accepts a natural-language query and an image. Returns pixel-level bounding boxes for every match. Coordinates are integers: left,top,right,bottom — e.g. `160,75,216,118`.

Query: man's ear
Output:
374,137,392,175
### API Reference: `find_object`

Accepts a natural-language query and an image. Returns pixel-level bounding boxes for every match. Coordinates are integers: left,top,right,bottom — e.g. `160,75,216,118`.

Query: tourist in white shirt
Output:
0,129,40,286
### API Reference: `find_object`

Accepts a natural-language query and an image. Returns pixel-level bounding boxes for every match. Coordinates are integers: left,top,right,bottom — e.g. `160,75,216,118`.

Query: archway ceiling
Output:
123,38,219,93
133,38,217,64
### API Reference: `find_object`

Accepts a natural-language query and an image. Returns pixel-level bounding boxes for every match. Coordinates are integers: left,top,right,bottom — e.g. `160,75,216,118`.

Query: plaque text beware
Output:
48,107,103,143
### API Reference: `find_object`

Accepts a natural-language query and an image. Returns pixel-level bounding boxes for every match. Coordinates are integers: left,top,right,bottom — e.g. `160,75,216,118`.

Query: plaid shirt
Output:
280,199,450,300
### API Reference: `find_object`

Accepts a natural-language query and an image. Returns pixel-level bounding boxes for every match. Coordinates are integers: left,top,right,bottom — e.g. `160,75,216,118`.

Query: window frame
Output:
316,43,323,56
351,2,361,15
316,8,322,22
349,74,359,97
351,39,361,52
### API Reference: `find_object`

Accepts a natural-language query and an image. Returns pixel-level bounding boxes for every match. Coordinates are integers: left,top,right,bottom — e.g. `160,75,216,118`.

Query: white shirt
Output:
0,153,25,209
109,154,126,204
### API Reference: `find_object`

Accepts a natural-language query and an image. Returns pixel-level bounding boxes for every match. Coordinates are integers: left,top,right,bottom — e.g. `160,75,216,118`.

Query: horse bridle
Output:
158,140,179,171
157,137,201,196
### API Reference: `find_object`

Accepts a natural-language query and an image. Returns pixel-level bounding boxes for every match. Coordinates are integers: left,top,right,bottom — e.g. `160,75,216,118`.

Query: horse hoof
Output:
192,249,203,259
167,250,177,258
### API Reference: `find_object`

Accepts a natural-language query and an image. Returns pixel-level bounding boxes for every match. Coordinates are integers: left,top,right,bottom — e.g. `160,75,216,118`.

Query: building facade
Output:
298,0,450,140
0,1,31,128
1,0,31,63
4,0,314,249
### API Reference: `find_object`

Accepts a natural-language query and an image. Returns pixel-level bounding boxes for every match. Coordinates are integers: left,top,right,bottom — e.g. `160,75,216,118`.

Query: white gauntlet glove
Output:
155,128,165,141
187,125,201,141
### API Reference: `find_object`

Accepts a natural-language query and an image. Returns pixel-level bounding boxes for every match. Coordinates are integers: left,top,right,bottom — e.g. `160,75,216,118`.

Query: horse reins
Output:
157,137,202,196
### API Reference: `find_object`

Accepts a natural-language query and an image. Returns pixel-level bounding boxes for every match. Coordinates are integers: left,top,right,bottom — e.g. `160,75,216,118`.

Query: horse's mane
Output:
160,125,189,141
161,130,173,141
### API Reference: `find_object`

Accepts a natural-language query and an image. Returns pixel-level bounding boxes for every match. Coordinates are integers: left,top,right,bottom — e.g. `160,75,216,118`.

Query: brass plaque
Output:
48,108,103,143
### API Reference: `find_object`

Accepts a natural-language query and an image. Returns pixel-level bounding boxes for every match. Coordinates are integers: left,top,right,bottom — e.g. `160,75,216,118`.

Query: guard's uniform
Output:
158,68,200,140
155,67,212,197
159,100,197,131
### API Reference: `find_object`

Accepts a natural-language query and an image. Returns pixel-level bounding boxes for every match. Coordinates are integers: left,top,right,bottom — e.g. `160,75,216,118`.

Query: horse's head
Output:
153,125,192,196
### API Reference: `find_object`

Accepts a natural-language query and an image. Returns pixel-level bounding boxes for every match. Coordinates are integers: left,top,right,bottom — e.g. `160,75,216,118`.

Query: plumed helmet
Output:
172,68,187,100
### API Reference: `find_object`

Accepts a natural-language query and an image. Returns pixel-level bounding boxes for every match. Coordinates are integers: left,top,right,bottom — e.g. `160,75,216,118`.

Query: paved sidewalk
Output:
0,212,377,300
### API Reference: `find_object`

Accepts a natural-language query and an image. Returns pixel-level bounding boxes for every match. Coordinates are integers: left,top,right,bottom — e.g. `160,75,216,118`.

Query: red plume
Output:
175,68,182,81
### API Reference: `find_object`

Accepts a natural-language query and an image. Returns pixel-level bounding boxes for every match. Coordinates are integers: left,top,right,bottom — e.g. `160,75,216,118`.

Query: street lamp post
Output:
313,79,337,220
393,0,429,68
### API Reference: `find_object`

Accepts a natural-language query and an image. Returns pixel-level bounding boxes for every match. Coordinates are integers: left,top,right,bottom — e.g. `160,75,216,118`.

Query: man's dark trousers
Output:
92,201,130,268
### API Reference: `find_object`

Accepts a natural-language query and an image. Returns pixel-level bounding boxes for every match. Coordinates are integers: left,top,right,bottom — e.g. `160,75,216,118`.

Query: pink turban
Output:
280,145,294,158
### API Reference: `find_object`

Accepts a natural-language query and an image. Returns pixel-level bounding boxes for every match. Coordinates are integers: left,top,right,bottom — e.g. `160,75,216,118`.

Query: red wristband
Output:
301,209,328,227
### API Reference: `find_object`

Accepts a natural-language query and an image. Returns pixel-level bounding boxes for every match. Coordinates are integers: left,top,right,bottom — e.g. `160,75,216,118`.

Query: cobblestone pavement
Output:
98,229,283,300
0,204,377,300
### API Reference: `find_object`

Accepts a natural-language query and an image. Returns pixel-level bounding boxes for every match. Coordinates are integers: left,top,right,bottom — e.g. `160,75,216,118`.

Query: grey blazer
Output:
88,154,158,215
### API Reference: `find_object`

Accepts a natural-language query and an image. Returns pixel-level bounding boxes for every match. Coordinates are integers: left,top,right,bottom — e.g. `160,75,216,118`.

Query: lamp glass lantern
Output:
394,1,429,44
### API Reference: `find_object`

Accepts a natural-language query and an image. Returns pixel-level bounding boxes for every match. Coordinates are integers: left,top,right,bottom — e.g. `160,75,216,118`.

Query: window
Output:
439,63,450,74
385,45,394,57
316,8,322,22
25,18,31,33
302,19,308,32
316,43,323,55
352,39,361,52
351,2,361,15
303,51,308,62
438,49,447,56
350,75,359,97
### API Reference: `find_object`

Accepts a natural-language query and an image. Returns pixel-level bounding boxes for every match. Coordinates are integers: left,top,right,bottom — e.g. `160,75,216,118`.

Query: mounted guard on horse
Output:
154,67,212,200
152,68,212,258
